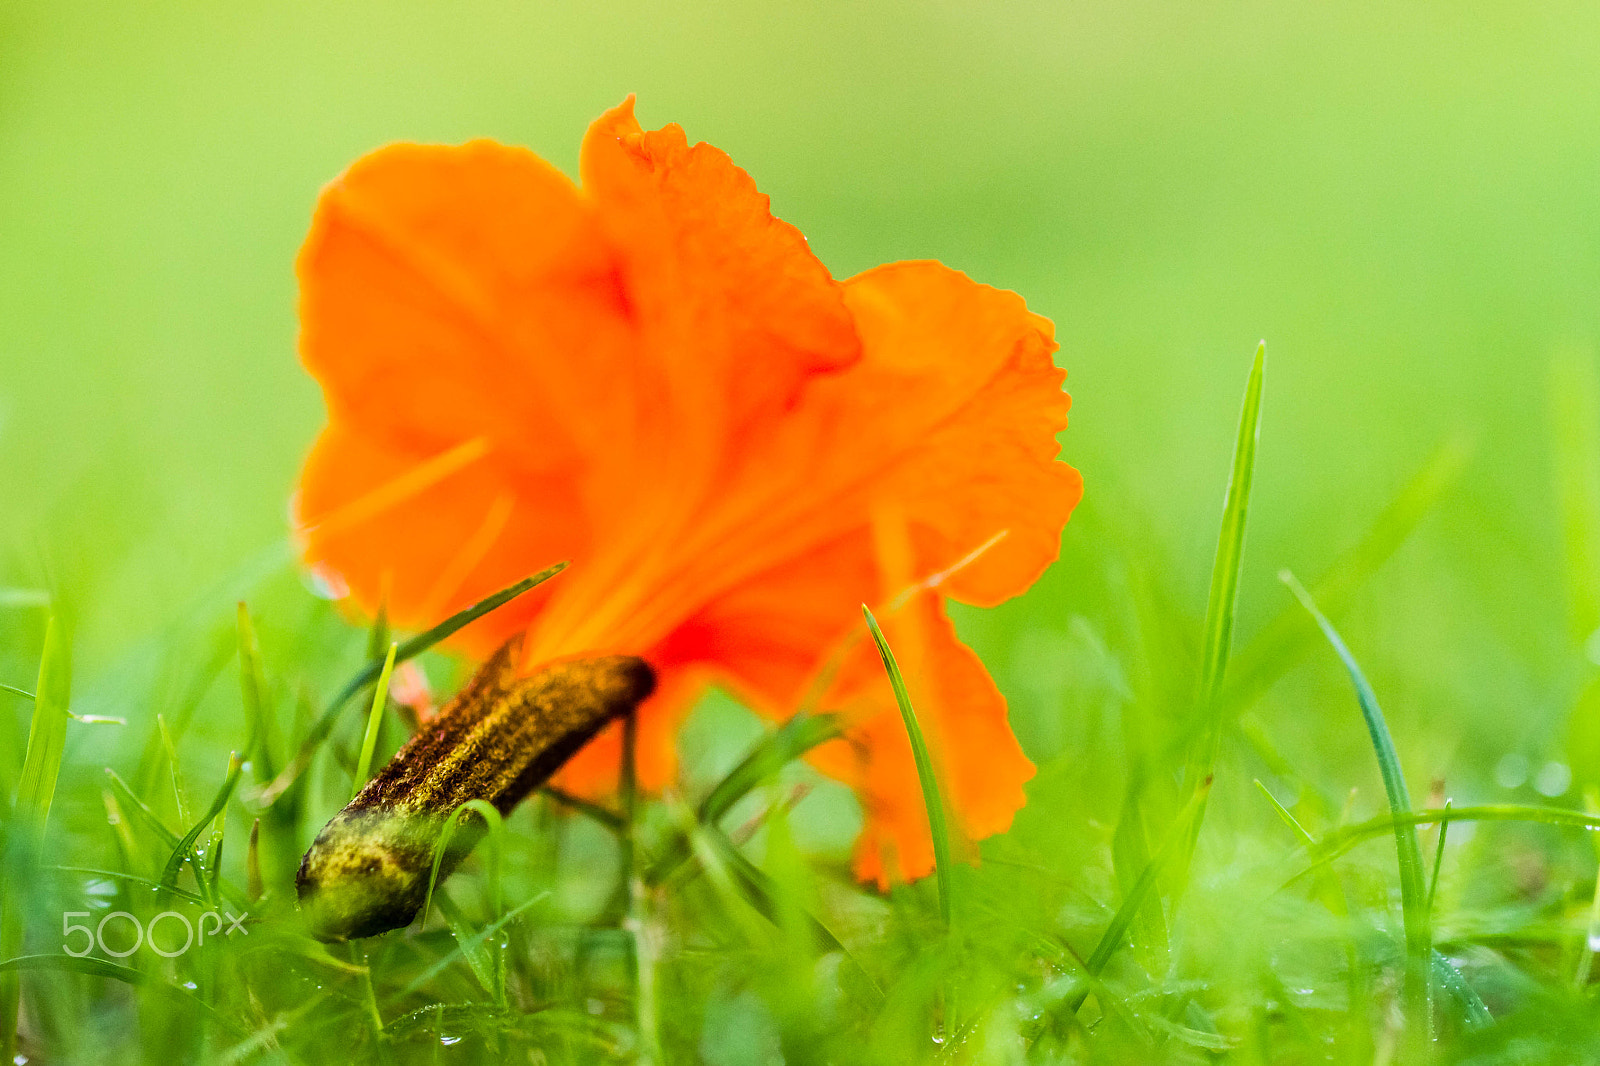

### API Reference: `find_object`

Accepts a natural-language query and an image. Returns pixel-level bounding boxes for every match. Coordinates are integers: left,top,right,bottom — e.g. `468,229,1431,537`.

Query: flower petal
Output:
292,112,1073,889
602,261,1079,727
298,139,637,476
830,261,1082,607
296,423,586,650
579,97,862,427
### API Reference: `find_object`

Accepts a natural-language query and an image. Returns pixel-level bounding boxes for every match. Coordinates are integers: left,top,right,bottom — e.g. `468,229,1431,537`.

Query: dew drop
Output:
1536,761,1572,797
1494,753,1529,789
440,1035,461,1046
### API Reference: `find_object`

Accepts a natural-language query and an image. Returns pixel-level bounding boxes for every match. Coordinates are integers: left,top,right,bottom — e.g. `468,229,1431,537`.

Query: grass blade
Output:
12,615,73,837
1550,345,1600,641
863,605,955,931
337,562,566,714
247,818,263,902
159,752,244,893
257,563,566,806
1218,434,1469,719
1173,344,1265,901
1254,779,1315,847
1427,798,1451,916
1280,570,1431,1039
1432,951,1492,1028
422,799,505,930
702,712,842,825
421,799,505,999
351,642,398,798
48,866,206,906
3,615,71,1063
236,602,276,781
542,785,623,831
1111,772,1170,971
0,953,146,984
104,768,181,850
204,829,226,905
1287,803,1600,879
1066,777,1213,1014
157,713,190,825
390,892,546,1000
645,711,842,886
1196,341,1267,719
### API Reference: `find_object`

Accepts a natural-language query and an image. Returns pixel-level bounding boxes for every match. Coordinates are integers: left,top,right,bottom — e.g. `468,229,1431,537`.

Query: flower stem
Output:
621,711,662,1065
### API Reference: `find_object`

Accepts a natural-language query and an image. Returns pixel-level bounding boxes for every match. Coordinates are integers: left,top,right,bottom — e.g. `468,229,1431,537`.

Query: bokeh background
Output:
4,0,1600,838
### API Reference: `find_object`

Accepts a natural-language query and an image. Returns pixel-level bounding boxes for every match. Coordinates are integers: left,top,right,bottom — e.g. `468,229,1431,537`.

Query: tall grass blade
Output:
1280,570,1431,1039
1426,799,1451,916
47,866,206,906
104,768,181,850
1173,344,1265,899
1254,779,1315,846
159,752,244,893
1432,951,1492,1028
1196,342,1267,720
1066,777,1212,1014
863,605,955,931
702,712,842,825
247,818,263,902
338,562,565,712
351,642,398,798
205,827,226,904
391,893,546,1000
259,562,567,804
421,799,504,931
1288,803,1600,878
1550,346,1600,642
236,602,275,781
1111,773,1169,970
646,711,842,885
420,799,506,999
668,795,778,947
12,615,72,837
157,713,190,825
3,615,71,1063
1220,434,1469,717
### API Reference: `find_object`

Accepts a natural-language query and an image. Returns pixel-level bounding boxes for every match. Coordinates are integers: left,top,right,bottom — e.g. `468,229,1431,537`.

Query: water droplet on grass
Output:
1494,753,1529,789
1536,761,1572,797
440,1035,461,1046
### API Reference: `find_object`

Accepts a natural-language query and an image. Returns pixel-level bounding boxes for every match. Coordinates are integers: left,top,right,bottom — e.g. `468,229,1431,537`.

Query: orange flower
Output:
292,98,1082,887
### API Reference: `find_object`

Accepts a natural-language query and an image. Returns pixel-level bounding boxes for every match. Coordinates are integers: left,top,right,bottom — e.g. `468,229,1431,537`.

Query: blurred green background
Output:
4,0,1600,811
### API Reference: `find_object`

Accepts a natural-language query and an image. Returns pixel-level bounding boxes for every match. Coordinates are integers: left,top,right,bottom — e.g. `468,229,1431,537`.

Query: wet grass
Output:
7,351,1600,1064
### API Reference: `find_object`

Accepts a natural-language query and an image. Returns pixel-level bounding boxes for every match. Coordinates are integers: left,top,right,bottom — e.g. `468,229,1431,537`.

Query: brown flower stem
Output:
296,639,654,940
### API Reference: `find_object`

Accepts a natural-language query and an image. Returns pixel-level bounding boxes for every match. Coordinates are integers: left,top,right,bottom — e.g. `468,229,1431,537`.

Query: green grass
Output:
11,2,1600,1061
6,353,1600,1064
